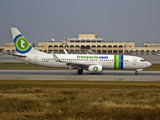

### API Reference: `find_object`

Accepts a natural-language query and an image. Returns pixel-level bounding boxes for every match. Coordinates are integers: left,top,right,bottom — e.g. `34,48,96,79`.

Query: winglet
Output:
64,49,68,54
52,52,60,62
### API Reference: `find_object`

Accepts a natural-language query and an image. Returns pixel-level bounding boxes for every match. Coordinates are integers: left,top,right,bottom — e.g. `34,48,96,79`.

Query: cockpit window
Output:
140,59,146,62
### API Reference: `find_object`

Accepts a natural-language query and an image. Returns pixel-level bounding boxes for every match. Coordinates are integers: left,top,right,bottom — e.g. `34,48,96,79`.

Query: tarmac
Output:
0,70,160,81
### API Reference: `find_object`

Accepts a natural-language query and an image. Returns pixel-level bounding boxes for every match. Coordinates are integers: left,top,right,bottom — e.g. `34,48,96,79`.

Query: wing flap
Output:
65,61,89,69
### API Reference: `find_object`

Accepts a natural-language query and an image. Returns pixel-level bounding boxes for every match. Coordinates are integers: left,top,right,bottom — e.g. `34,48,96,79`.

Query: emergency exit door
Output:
34,56,38,63
133,58,137,65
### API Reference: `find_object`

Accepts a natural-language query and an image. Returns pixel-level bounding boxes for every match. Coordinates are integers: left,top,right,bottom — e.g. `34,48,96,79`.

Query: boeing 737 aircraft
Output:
11,28,151,75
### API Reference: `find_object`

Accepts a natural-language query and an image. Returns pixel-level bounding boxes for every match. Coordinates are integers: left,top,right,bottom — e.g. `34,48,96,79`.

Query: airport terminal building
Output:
0,34,160,55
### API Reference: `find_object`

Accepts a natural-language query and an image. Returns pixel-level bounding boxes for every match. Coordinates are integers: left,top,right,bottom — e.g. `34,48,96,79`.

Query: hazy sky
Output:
0,0,160,47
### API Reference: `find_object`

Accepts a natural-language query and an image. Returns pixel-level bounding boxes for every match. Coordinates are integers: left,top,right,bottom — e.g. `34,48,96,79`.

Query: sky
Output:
0,0,160,47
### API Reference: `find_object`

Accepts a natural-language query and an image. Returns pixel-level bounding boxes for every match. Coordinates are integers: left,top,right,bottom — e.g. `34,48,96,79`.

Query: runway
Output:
0,70,160,81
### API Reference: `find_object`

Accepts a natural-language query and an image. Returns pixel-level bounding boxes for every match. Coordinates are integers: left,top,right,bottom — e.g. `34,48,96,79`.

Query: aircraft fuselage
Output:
16,53,151,70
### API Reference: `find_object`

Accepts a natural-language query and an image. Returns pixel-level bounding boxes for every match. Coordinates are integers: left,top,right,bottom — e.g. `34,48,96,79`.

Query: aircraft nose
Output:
146,62,152,67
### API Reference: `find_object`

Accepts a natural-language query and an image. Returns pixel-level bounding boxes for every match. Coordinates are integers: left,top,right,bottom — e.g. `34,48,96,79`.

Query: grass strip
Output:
0,80,160,120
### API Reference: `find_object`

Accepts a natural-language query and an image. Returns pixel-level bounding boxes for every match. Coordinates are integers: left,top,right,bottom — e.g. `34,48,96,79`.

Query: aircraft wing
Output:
52,52,89,69
63,61,89,69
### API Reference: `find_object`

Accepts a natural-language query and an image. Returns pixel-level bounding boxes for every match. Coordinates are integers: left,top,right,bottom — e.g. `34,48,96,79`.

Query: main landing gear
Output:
77,69,83,75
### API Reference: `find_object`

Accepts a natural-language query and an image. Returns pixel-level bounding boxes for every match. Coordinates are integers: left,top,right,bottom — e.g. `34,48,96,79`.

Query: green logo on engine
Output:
93,66,98,72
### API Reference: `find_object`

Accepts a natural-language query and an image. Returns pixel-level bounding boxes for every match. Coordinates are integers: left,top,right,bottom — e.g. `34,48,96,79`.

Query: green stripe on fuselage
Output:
116,55,119,69
114,55,119,69
114,55,116,69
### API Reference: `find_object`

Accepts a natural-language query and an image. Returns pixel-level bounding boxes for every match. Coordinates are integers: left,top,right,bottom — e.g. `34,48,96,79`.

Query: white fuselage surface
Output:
16,52,151,70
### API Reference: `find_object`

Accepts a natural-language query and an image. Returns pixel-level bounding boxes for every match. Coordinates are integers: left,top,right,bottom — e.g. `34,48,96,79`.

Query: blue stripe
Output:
121,55,123,69
118,55,123,69
119,55,121,69
14,34,22,42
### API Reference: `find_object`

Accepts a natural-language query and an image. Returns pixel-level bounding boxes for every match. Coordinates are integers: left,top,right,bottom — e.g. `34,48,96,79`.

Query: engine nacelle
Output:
88,65,103,72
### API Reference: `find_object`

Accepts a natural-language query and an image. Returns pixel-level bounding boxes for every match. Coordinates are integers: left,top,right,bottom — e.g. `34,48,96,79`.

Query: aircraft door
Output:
34,56,38,63
133,58,137,65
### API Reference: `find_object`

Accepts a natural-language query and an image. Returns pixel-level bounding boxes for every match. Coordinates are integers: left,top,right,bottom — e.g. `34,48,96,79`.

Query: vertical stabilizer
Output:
11,28,22,40
11,28,32,54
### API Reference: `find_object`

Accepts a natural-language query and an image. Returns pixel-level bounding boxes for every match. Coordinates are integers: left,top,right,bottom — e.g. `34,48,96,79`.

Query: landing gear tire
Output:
77,69,83,75
135,71,138,75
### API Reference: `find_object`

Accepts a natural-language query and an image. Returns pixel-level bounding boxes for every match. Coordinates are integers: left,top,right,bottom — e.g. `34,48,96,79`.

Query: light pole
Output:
64,36,68,51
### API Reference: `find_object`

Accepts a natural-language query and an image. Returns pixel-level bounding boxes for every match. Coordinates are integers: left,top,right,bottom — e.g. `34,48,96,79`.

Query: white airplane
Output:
11,28,151,75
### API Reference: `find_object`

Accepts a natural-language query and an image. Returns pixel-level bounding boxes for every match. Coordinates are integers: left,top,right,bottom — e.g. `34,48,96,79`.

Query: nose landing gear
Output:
135,69,143,75
77,69,83,75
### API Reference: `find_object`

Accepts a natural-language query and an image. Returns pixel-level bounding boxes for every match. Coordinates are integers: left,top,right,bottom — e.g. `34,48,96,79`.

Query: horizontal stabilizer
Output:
9,53,26,58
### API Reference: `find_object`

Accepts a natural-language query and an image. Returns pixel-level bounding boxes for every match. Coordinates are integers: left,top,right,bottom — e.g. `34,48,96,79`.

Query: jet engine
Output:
88,65,103,72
